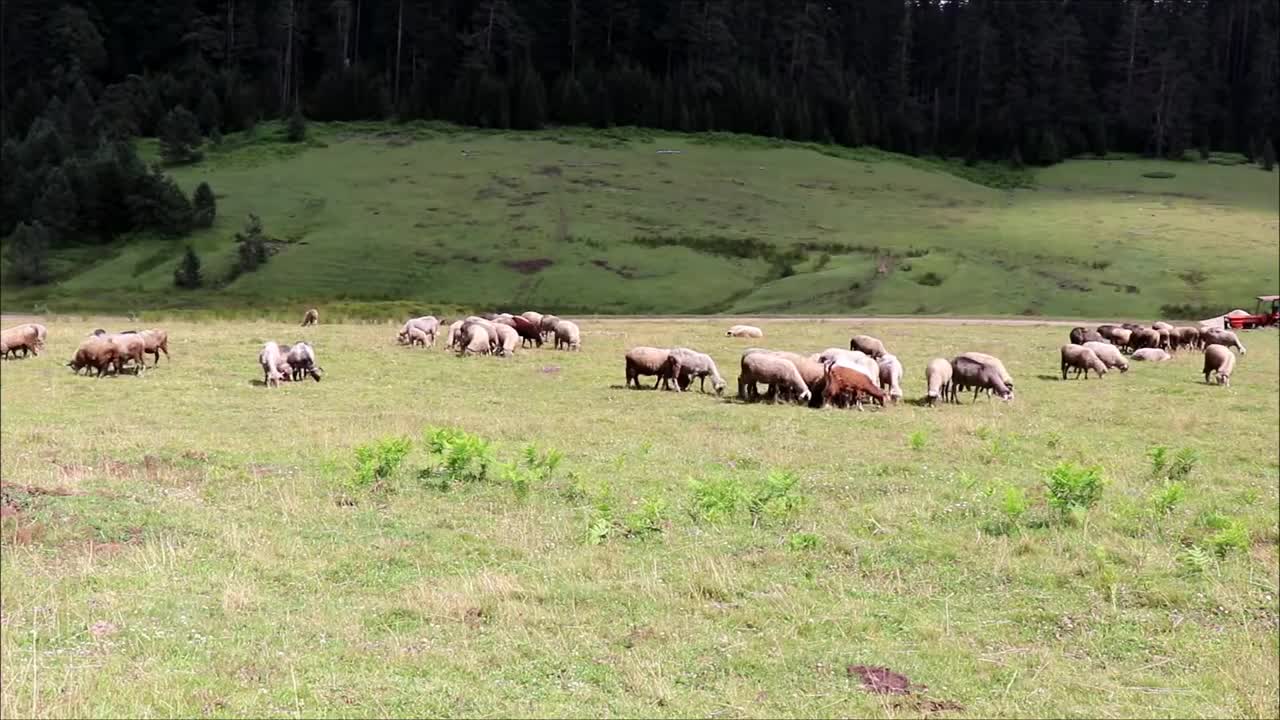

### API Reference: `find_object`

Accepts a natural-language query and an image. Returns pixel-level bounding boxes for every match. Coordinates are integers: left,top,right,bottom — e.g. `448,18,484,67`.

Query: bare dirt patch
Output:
506,258,554,274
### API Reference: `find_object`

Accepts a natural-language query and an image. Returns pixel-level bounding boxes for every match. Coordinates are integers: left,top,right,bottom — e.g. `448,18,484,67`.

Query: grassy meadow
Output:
3,123,1277,318
1,317,1277,717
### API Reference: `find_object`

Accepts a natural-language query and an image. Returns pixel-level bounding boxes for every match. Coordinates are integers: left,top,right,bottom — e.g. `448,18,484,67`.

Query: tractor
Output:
1223,295,1280,330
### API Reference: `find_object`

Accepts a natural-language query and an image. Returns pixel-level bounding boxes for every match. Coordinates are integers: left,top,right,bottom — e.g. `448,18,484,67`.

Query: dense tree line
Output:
2,1,1278,282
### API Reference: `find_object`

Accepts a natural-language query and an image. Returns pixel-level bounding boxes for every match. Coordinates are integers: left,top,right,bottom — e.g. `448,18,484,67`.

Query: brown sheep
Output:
1172,326,1201,350
301,308,319,326
1,324,41,358
737,352,810,404
1070,327,1106,345
1203,344,1235,385
822,365,886,409
509,316,543,347
1128,327,1161,352
121,329,170,365
849,334,887,358
107,334,147,375
625,347,678,390
68,337,119,376
1061,344,1108,379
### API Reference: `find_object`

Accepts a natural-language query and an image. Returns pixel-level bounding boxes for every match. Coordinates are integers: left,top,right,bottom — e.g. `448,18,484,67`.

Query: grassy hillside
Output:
4,122,1277,317
2,318,1277,716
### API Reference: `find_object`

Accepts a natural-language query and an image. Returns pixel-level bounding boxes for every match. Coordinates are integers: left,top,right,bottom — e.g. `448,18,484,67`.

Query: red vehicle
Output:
1224,295,1280,330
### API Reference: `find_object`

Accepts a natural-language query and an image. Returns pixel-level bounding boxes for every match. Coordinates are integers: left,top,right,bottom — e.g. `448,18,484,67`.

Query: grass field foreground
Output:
1,317,1277,717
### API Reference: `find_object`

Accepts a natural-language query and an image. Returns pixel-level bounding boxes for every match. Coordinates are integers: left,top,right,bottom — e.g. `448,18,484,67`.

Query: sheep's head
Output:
712,379,726,395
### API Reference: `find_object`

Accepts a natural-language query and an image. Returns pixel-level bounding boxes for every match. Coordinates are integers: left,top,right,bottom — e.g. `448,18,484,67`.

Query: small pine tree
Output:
173,246,203,288
127,170,193,236
1263,138,1276,171
33,166,79,241
66,79,97,152
197,89,222,134
233,213,271,275
191,182,217,227
5,221,52,285
286,107,307,142
159,106,203,164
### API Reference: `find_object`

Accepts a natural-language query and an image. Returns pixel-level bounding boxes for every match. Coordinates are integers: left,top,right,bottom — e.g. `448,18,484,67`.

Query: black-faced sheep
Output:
286,342,323,381
1203,344,1235,385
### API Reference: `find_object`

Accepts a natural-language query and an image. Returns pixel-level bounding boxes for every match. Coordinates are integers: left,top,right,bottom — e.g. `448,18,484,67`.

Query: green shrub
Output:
1147,446,1169,477
587,502,616,545
422,426,493,485
745,470,805,526
1207,519,1249,557
1150,481,1186,515
1167,448,1198,482
1141,171,1176,179
1177,545,1212,575
625,497,667,538
907,430,927,451
687,475,745,522
1044,462,1104,520
916,271,944,287
999,485,1029,524
787,532,820,551
346,436,413,492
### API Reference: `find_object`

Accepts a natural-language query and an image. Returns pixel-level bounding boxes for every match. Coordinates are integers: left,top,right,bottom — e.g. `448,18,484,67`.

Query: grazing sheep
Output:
107,333,147,375
0,324,41,358
625,347,676,390
1203,344,1235,386
950,356,1013,402
1152,321,1174,332
667,347,726,395
445,320,465,350
459,324,492,356
849,334,887,358
813,348,879,383
822,365,887,409
121,329,169,365
924,358,953,406
405,326,431,347
1083,341,1129,373
259,342,287,387
1096,324,1121,342
67,337,119,377
1201,329,1246,355
521,311,544,329
462,317,500,353
1156,328,1173,350
492,323,520,356
957,352,1014,395
301,308,319,326
1129,327,1161,351
509,316,543,347
1172,326,1201,350
1070,327,1106,345
1110,327,1133,351
398,316,439,347
539,314,561,341
762,350,827,403
726,324,764,338
553,320,581,351
1061,344,1108,379
1131,348,1172,362
877,353,905,403
738,352,810,404
285,342,323,381
0,336,7,358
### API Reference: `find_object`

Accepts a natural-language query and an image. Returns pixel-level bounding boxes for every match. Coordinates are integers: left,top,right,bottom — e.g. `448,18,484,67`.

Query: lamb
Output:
957,352,1014,396
107,333,147,375
1203,344,1235,386
398,316,439,347
492,323,520,356
67,337,119,377
667,347,726,395
301,308,319,326
1070,327,1106,345
737,352,810,404
1061,344,1108,379
1201,329,1246,355
285,342,323,381
1083,341,1129,373
553,320,581,351
0,324,41,358
458,324,492,356
259,342,287,387
1131,348,1172,362
726,324,764,338
924,358,953,406
625,347,676,390
876,352,905,403
822,365,886,409
121,329,169,365
849,334,887,358
950,356,1012,402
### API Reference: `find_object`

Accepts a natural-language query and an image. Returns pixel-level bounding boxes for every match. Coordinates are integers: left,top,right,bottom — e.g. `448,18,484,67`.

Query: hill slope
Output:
5,123,1277,317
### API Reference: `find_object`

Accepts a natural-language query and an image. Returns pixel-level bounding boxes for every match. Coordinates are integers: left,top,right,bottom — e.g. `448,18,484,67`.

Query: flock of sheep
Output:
0,312,1251,398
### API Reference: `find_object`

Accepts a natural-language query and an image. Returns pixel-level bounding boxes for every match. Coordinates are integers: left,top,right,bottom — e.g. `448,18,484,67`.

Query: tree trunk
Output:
485,2,496,62
226,0,235,65
569,0,579,76
353,0,361,69
394,0,403,107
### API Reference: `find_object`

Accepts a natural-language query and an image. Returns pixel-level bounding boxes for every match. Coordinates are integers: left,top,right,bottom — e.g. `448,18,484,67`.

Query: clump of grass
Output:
1206,518,1250,557
1044,462,1104,522
1167,448,1198,482
907,430,928,451
1177,545,1213,576
345,436,412,492
915,271,944,287
687,470,805,526
625,497,667,538
787,532,821,552
745,470,805,526
1150,481,1186,515
421,426,493,488
687,475,746,523
1142,171,1176,179
497,444,566,500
